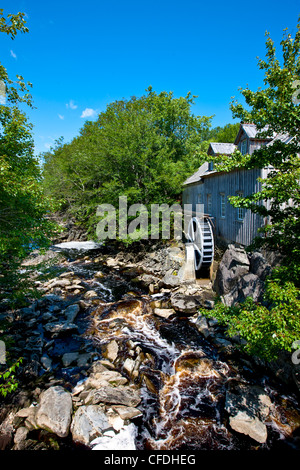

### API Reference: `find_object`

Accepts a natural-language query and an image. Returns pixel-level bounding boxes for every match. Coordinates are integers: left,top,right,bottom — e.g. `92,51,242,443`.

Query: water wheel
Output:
187,217,214,271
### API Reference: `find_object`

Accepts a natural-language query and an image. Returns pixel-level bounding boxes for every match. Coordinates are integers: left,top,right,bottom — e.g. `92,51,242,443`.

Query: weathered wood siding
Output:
182,168,265,246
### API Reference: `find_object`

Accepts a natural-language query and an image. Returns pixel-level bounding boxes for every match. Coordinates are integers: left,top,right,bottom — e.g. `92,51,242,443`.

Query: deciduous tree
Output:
213,19,300,277
0,10,56,301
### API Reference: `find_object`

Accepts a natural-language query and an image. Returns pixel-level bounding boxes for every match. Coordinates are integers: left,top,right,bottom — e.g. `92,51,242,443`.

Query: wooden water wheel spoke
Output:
187,217,214,271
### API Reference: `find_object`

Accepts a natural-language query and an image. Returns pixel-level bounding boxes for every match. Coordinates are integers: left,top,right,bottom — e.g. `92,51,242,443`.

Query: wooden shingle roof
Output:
208,142,237,156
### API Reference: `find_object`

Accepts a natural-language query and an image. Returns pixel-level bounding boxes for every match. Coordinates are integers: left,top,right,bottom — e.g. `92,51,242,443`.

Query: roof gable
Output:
183,162,209,185
182,123,292,187
234,123,272,145
234,123,257,145
208,142,237,156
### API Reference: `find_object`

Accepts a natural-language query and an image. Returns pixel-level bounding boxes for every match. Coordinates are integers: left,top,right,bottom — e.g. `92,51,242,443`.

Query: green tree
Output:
0,10,55,301
212,19,300,277
42,88,213,235
203,19,300,362
206,122,240,143
200,279,300,360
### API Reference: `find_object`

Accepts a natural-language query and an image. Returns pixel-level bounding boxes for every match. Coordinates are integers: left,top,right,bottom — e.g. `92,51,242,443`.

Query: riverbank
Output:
0,239,300,450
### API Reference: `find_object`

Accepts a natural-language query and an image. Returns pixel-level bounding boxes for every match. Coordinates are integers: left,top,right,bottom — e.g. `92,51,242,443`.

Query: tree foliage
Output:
206,122,240,143
203,19,300,361
42,88,214,234
200,277,300,361
0,10,56,301
212,19,300,271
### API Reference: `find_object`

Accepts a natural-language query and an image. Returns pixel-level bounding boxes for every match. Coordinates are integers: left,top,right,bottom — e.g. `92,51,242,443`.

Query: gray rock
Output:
59,271,74,278
112,405,142,420
214,245,250,296
237,273,265,303
71,405,110,446
24,407,39,431
84,290,98,299
13,426,29,450
47,279,71,289
62,352,79,367
91,423,137,450
225,383,272,419
42,312,56,322
225,383,272,444
44,321,78,337
161,270,182,288
222,272,265,307
77,353,93,368
15,407,34,420
84,385,141,407
211,335,233,350
153,308,176,319
64,303,80,322
229,411,268,443
195,316,210,338
36,386,73,438
250,252,272,280
0,411,14,450
84,370,128,389
170,293,202,315
40,355,52,371
105,340,119,362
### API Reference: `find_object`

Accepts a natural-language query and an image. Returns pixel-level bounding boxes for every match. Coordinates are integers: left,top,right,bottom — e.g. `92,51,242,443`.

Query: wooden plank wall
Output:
182,168,265,246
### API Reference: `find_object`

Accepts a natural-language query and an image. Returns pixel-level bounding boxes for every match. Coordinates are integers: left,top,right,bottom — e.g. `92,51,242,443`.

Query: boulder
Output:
195,315,210,338
62,352,80,367
214,244,250,296
40,355,52,371
225,383,272,444
170,293,202,316
84,385,141,407
229,411,268,444
91,423,137,450
77,353,93,368
24,407,39,431
43,321,78,337
71,405,110,446
0,411,14,450
84,290,98,299
13,426,29,450
104,340,119,362
46,279,71,290
112,405,142,420
222,272,265,307
249,252,272,281
84,370,128,389
161,270,183,288
36,386,73,438
237,273,265,303
64,304,80,322
153,308,176,319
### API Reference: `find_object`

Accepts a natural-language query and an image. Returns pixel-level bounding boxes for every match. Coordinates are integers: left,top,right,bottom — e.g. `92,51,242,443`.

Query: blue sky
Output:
1,0,299,156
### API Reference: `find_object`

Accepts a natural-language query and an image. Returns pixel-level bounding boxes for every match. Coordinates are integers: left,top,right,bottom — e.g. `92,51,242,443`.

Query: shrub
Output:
200,279,300,361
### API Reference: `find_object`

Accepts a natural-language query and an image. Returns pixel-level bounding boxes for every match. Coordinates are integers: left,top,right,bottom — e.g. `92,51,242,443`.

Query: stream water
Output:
51,245,300,451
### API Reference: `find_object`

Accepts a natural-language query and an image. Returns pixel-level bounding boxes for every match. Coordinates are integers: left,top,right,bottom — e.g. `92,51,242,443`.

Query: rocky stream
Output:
0,236,300,452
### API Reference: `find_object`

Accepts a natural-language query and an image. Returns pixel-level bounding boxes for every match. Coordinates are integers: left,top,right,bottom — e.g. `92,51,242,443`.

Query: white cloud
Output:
10,50,17,59
66,99,77,110
58,114,64,120
81,108,97,119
